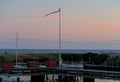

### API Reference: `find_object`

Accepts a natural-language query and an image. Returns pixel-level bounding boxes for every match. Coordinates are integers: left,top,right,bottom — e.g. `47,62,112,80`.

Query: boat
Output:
61,63,84,69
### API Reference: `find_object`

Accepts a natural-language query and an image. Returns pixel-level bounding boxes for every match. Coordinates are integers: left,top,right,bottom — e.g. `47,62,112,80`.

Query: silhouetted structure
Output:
17,77,20,82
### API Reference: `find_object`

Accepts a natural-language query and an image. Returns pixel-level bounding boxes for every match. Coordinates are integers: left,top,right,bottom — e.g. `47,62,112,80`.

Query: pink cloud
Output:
61,14,120,41
112,9,120,14
1,12,120,42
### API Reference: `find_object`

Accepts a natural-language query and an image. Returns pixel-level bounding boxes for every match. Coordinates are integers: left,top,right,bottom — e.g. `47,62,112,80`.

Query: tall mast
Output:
16,32,18,66
58,8,62,68
43,8,62,68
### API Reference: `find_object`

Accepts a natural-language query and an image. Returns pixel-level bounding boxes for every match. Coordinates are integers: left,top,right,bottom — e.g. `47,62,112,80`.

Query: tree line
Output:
0,52,120,66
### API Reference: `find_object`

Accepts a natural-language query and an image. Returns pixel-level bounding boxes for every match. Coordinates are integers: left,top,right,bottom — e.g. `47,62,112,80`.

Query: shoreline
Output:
0,49,120,54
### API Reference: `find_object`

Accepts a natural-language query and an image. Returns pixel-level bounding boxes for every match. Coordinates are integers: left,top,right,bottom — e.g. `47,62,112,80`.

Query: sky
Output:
0,0,120,49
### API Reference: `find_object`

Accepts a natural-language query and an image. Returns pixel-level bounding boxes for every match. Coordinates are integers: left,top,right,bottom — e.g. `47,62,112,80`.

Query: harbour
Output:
1,1,120,82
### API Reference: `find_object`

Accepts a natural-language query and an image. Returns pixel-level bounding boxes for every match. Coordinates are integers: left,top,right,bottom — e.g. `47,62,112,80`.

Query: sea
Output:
0,49,120,54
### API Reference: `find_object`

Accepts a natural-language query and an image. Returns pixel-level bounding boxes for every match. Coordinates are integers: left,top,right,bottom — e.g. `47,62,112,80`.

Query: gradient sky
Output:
0,0,120,49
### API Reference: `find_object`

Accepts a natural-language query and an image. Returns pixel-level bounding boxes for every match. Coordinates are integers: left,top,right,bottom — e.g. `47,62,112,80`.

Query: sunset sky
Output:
0,0,120,49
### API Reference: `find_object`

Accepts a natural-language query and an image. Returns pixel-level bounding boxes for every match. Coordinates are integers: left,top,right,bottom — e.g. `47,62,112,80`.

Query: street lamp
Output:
43,8,62,68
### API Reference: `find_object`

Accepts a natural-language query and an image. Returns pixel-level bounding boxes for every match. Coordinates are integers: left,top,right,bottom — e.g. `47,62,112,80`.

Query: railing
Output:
0,67,120,80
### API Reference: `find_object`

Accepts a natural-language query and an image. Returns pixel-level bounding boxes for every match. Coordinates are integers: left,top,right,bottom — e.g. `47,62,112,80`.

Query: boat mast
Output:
16,32,18,66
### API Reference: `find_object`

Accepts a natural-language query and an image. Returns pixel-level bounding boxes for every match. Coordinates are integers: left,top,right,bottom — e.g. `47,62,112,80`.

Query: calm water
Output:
0,49,120,54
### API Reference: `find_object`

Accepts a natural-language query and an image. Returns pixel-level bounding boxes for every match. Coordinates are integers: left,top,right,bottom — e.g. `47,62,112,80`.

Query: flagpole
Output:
59,8,62,68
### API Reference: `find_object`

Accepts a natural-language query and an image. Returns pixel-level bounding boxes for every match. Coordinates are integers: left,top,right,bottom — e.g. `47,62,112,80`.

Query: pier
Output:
0,67,120,82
